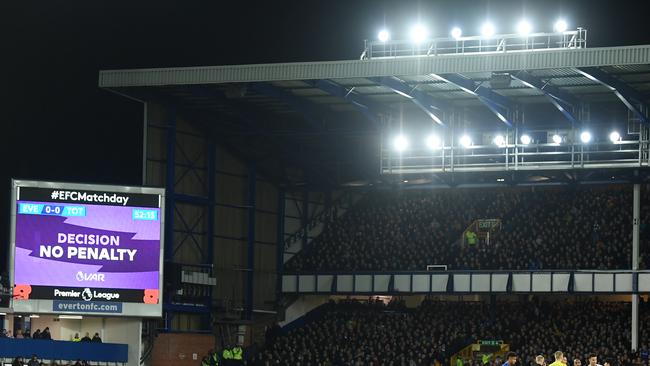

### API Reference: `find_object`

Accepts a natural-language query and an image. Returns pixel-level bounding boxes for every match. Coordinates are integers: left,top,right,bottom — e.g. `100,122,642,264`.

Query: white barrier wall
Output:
15,316,142,366
283,271,649,294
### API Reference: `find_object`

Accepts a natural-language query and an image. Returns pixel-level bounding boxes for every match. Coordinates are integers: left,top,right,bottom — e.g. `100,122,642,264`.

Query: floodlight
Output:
520,134,532,145
393,135,409,151
493,134,506,147
410,24,428,43
481,22,495,37
378,29,390,42
517,20,532,36
552,134,562,144
580,131,592,143
426,134,442,149
459,135,472,148
451,27,462,39
554,19,568,32
609,131,621,143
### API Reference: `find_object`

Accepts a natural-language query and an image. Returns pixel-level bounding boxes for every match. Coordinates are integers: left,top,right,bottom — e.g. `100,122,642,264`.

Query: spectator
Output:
285,187,637,271
23,329,31,338
259,298,646,366
41,327,51,340
91,332,102,343
71,333,81,342
80,332,91,342
32,329,40,339
15,330,23,339
27,355,39,366
11,357,23,366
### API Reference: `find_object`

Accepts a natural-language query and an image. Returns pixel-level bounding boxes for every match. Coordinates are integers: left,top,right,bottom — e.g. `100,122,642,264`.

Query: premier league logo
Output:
82,288,93,301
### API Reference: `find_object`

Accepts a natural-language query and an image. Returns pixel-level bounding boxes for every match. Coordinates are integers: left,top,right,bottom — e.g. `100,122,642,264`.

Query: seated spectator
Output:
23,329,31,338
12,357,23,366
15,330,23,339
80,332,91,342
259,298,648,366
91,332,102,343
286,187,636,271
41,327,51,340
27,355,39,366
32,329,40,339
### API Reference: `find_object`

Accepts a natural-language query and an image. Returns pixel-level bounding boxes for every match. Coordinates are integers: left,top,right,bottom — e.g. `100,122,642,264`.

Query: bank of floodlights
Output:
376,18,572,42
391,129,625,151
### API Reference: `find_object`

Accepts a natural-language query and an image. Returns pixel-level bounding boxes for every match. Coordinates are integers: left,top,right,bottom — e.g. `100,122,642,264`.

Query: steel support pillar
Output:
165,108,176,262
205,139,216,326
632,183,640,351
244,162,256,320
276,189,286,301
207,139,216,264
302,190,309,250
164,107,177,331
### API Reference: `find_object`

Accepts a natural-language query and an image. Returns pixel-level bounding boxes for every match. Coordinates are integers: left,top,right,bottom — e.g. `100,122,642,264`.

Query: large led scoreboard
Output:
9,180,165,317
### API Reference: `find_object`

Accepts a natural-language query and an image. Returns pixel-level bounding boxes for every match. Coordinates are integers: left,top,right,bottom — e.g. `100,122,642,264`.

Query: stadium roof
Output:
99,44,650,188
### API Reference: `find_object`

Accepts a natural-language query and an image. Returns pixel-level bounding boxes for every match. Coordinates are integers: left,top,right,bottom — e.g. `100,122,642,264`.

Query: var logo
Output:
76,271,105,282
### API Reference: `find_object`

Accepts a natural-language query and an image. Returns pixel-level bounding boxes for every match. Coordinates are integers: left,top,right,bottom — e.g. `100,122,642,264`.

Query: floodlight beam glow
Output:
378,29,390,42
493,134,506,147
451,27,462,39
459,135,472,148
554,19,568,32
481,22,495,37
426,135,442,149
410,24,428,43
393,135,409,151
517,20,532,36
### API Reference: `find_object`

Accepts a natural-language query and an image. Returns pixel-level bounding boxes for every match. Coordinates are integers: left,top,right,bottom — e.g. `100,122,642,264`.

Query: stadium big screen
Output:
9,180,164,317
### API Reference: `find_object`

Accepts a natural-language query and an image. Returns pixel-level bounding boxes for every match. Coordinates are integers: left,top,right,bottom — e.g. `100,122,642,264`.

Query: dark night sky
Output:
1,0,650,264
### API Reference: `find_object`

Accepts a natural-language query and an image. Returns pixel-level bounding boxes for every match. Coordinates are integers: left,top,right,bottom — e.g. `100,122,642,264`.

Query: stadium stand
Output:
286,186,646,271
256,298,650,366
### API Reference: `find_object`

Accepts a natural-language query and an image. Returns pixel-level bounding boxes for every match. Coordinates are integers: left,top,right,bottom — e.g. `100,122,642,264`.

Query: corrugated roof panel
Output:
99,45,650,87
291,88,331,97
355,86,396,95
270,80,311,88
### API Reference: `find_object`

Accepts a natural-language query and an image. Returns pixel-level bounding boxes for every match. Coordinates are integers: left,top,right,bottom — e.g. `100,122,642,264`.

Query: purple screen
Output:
14,201,161,291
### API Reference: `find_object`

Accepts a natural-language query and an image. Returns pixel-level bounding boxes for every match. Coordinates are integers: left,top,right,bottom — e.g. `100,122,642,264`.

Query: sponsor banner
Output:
53,300,123,314
19,187,160,208
15,285,159,304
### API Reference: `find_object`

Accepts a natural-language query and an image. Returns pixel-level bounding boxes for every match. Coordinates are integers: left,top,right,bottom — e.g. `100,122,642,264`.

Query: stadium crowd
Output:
286,187,646,271
255,298,650,366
